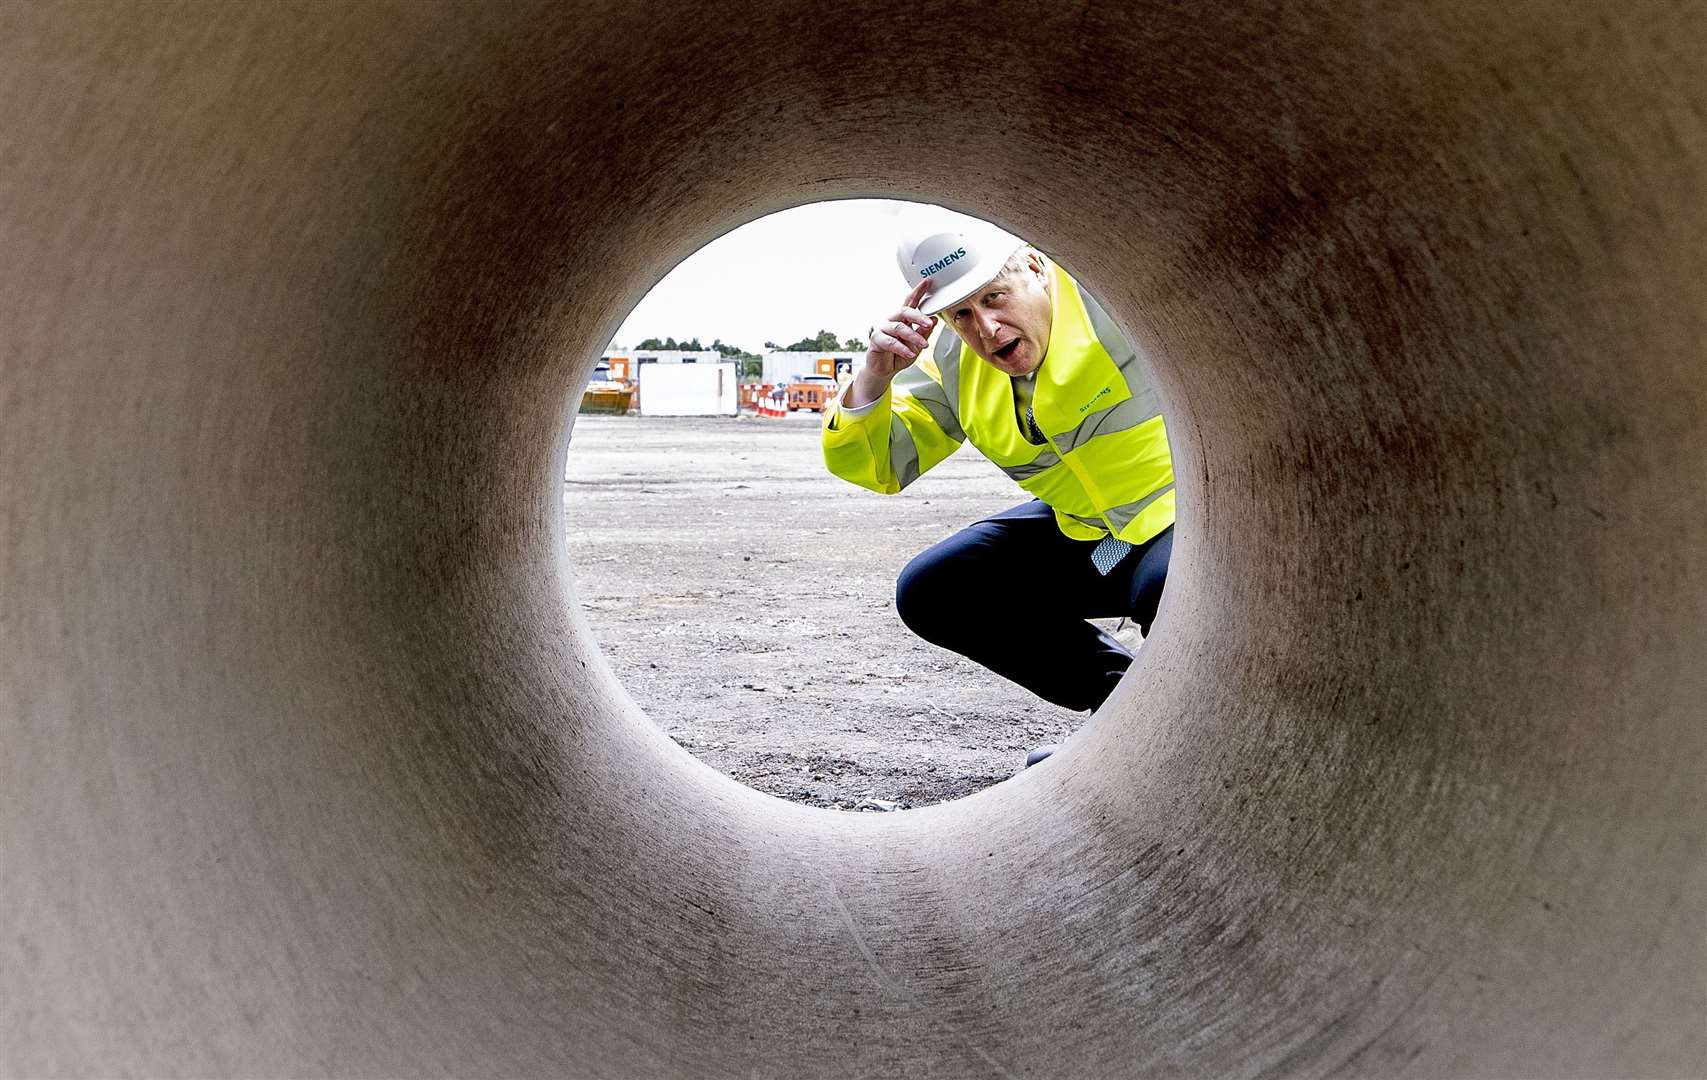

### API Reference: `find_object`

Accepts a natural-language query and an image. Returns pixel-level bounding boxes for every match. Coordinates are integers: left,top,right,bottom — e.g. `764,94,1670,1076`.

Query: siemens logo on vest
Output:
1079,386,1112,413
920,247,968,278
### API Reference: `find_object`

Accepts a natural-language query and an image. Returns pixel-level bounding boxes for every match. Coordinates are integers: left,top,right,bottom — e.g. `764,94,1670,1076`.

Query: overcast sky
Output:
609,199,945,354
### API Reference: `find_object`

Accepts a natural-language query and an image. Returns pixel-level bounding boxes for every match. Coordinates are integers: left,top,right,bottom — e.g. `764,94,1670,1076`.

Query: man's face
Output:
939,250,1054,377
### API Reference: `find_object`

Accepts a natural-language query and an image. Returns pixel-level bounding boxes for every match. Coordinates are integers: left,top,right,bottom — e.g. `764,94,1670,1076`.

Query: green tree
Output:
843,336,865,351
780,329,854,353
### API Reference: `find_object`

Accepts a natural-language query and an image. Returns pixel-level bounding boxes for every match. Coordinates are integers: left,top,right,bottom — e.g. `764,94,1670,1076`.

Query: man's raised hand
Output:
864,277,938,380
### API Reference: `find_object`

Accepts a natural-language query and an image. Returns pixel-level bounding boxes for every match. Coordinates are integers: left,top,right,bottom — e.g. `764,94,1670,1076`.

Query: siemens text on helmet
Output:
920,247,968,278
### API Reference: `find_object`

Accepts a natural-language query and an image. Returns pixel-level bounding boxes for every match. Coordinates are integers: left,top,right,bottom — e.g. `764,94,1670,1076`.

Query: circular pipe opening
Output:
4,5,1700,1077
568,199,1166,810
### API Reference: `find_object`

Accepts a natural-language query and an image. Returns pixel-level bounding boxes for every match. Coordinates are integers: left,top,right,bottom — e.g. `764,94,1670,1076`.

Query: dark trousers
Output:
894,500,1173,712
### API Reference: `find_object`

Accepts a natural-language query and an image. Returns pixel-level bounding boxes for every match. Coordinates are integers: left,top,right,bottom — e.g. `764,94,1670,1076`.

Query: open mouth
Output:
994,338,1022,361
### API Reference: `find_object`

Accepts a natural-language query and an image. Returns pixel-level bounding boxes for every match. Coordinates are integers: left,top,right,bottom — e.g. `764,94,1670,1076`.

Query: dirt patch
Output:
564,412,1137,809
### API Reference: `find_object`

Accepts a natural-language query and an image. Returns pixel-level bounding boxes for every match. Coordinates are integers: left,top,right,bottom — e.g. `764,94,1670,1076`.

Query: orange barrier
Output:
742,383,788,418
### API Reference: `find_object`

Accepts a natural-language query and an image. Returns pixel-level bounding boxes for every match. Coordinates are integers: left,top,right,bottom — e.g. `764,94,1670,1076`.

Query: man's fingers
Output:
870,329,920,362
872,318,927,352
871,329,914,357
890,306,935,334
864,280,935,367
887,321,929,352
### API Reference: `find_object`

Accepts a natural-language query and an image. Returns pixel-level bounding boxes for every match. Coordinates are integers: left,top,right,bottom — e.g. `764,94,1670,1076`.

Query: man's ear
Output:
1025,248,1049,280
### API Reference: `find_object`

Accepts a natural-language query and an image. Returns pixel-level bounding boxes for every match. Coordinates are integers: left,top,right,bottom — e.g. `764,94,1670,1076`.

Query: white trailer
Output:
636,361,739,416
605,349,722,366
762,351,859,385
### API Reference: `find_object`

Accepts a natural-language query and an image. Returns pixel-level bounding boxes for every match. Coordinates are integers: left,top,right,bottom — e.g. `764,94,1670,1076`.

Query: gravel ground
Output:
563,411,1139,809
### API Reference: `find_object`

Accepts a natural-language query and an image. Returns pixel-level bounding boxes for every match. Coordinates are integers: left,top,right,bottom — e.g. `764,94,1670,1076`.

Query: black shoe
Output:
1025,744,1059,768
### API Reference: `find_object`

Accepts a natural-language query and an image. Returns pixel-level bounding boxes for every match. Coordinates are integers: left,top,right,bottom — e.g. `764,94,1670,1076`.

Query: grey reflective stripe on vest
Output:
933,327,965,413
1054,288,1164,456
1080,288,1135,372
888,414,922,488
1063,508,1108,531
999,447,1060,482
881,331,964,489
893,359,963,442
1102,482,1175,534
1055,390,1163,456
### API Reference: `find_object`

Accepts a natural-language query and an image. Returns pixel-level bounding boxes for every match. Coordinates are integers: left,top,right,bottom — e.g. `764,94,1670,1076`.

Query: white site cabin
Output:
636,360,739,417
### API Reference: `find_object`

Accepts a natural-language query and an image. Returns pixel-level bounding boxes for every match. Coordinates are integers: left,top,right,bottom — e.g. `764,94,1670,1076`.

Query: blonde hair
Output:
999,246,1047,278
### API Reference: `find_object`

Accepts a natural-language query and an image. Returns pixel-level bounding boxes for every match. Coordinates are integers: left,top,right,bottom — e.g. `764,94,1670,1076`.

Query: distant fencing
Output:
743,383,790,418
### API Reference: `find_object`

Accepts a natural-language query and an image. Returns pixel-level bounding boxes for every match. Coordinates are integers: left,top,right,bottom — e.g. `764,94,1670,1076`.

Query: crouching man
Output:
822,210,1175,763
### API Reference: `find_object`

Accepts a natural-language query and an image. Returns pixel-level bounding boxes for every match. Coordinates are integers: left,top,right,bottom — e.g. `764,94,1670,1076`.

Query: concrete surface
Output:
565,413,1109,808
2,2,1702,1077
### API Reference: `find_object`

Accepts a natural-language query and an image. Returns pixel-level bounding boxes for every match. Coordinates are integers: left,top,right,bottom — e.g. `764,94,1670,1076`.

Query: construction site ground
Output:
564,411,1142,810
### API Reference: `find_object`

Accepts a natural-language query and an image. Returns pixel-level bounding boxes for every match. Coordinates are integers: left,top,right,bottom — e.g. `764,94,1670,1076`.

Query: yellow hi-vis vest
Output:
822,262,1175,545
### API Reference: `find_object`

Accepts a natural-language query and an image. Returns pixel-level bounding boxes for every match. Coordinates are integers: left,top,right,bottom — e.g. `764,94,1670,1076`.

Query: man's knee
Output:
895,545,971,642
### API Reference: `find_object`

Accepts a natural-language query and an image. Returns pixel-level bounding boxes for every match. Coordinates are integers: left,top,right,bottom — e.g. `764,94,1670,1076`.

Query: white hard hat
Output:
894,209,1024,315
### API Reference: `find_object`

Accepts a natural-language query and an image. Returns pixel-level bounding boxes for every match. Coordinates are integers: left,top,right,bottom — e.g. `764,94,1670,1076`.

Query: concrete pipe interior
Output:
4,3,1702,1077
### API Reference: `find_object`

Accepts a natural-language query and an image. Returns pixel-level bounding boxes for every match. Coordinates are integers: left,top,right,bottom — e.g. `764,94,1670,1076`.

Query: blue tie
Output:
1024,402,1045,444
1091,535,1132,576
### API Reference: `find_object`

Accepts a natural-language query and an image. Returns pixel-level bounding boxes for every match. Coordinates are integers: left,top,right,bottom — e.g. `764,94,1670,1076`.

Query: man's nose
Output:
975,308,1001,340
